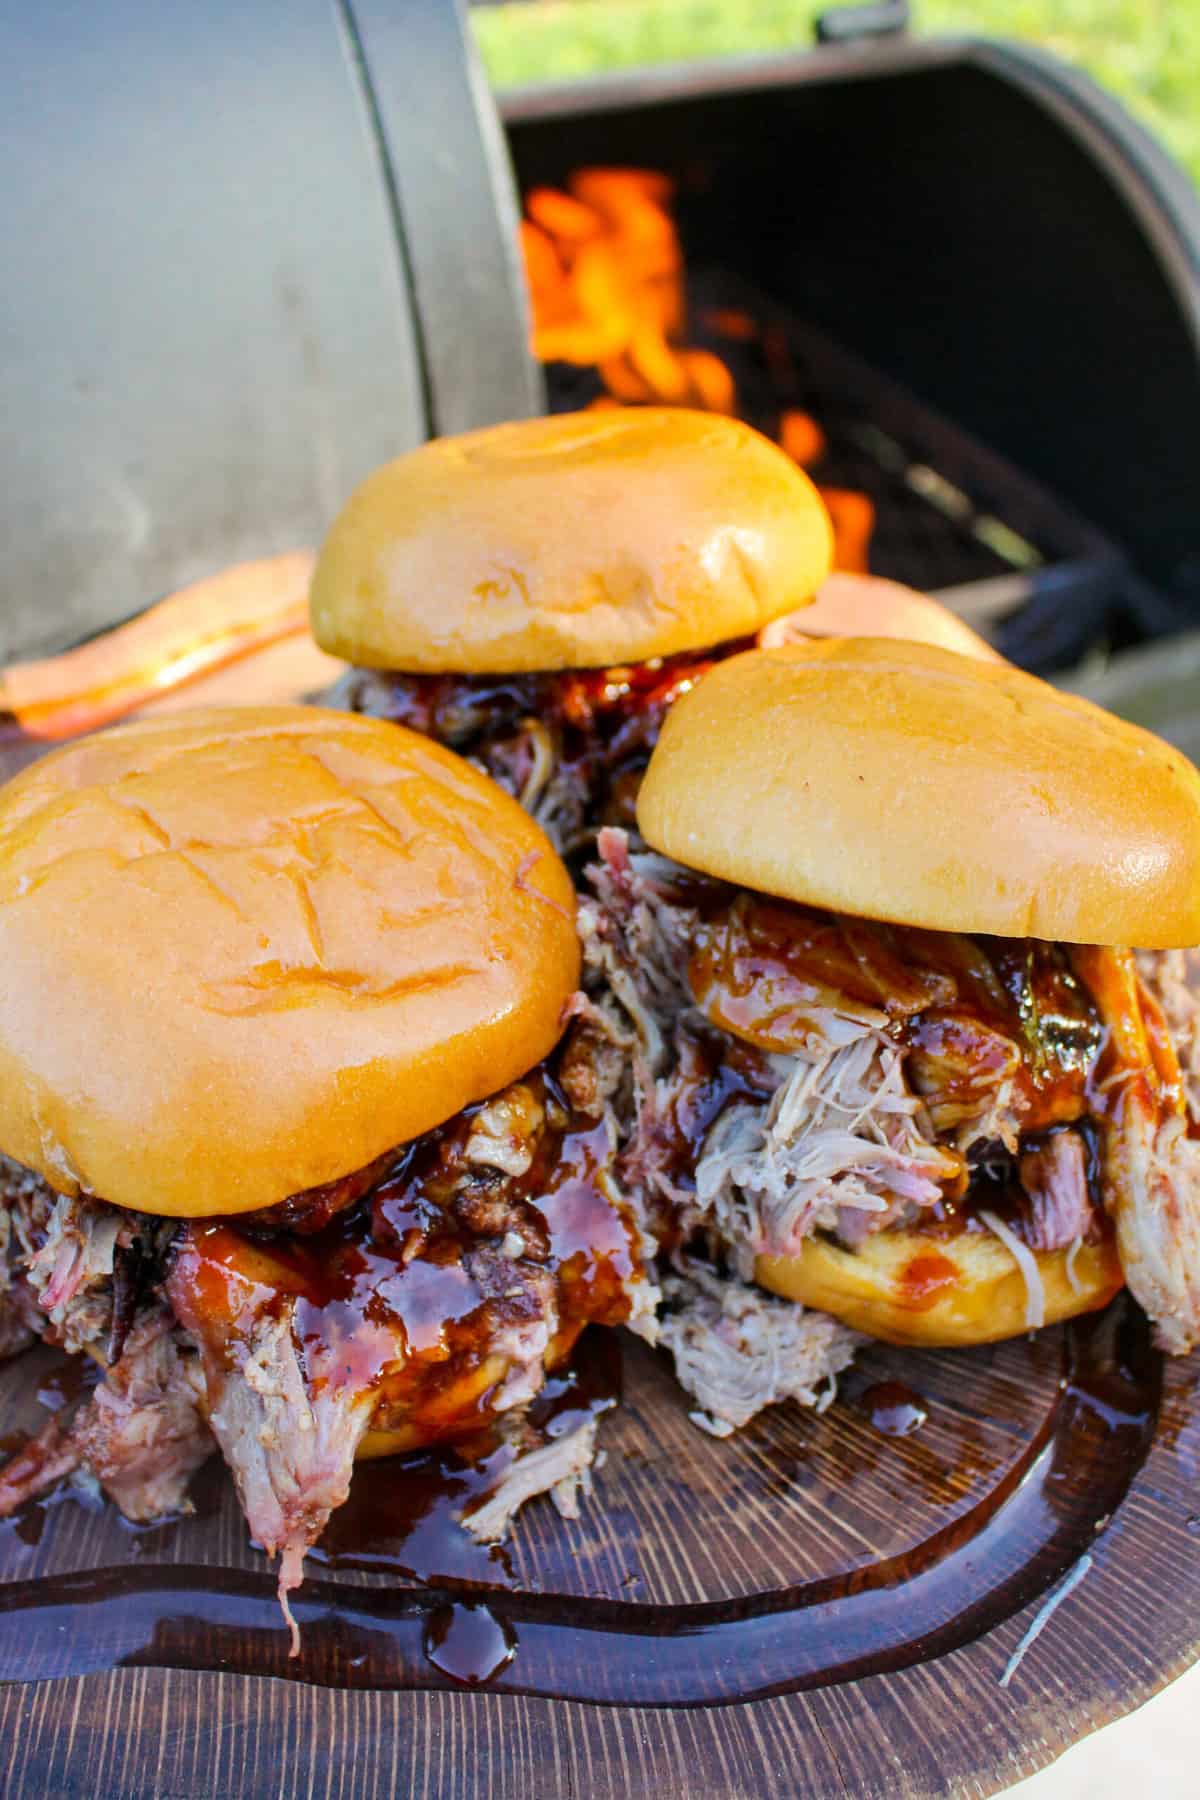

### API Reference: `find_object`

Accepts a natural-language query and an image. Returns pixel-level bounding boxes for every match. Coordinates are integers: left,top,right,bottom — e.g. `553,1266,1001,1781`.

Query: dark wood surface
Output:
1,1315,1198,1796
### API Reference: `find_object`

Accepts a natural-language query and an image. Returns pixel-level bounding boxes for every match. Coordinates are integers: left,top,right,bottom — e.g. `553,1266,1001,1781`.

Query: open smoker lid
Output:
0,0,542,661
501,16,1200,635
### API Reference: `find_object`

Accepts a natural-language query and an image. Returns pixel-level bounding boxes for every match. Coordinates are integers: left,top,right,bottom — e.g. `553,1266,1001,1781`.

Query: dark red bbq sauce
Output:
860,1380,929,1437
311,1330,620,1583
168,1067,643,1456
423,1600,517,1685
682,888,1157,1250
691,895,1104,1135
894,1252,962,1310
365,641,753,841
0,1296,1163,1703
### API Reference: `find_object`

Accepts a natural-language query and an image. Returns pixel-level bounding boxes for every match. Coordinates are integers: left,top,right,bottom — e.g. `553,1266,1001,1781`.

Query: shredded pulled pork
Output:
71,1313,212,1521
0,1309,212,1525
326,647,747,854
659,1261,861,1437
578,833,1200,1393
0,1027,655,1648
162,1054,656,1648
0,1413,82,1515
579,830,1038,1266
179,1299,379,1653
1077,947,1200,1353
1139,949,1200,1126
1104,1108,1200,1354
0,1157,172,1359
0,1204,39,1361
1017,1131,1096,1253
463,1416,600,1543
695,1037,962,1272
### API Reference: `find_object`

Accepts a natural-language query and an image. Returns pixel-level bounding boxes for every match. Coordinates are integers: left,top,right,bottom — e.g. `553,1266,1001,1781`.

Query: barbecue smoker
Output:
3,2,1199,705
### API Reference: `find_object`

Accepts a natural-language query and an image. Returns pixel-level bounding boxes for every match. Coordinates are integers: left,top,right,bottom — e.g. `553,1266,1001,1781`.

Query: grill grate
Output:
543,266,1142,674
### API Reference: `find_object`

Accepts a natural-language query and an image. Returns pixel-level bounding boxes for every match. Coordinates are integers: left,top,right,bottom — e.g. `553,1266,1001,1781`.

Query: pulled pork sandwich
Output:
575,640,1200,1432
0,707,655,1645
312,407,832,853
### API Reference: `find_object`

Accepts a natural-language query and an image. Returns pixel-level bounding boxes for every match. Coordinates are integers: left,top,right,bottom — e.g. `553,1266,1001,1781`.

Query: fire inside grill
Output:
520,166,874,575
518,161,1137,668
0,164,1135,741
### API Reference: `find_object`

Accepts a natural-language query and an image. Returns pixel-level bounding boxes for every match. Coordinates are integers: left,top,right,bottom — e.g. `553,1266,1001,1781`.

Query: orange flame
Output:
520,168,872,573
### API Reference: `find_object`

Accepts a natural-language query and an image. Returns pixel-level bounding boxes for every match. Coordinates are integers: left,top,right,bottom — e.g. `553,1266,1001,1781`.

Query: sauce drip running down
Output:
169,1067,645,1457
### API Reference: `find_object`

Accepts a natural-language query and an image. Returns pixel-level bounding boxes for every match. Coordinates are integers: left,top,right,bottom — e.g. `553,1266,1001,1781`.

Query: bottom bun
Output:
755,1227,1123,1347
357,1349,517,1459
357,1427,425,1461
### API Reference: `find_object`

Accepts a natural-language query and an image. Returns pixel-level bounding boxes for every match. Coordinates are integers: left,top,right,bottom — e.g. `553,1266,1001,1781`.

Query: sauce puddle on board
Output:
423,1602,518,1686
860,1381,930,1438
0,1300,1165,1703
311,1327,620,1589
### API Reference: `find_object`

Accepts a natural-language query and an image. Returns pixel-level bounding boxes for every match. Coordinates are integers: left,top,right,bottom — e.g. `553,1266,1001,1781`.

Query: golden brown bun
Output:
0,706,578,1218
761,572,1004,662
310,409,832,673
637,639,1200,947
756,1229,1123,1347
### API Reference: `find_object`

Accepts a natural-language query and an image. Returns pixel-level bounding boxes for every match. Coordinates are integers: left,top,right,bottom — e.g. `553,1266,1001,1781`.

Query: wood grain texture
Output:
1,1318,1198,1795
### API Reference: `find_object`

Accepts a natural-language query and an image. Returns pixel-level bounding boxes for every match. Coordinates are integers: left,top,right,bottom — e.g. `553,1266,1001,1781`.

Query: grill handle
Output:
815,2,910,44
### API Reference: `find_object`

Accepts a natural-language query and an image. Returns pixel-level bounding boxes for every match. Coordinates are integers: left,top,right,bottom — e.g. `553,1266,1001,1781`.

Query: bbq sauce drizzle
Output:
355,643,752,846
672,887,1180,1245
169,1065,645,1456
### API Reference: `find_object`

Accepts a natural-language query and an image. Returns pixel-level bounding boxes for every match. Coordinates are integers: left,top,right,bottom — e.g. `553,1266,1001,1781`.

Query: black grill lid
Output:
0,0,540,661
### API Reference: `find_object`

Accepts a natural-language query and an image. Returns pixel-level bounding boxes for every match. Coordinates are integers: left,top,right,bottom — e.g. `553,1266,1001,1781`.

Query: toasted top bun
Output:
756,1229,1123,1348
761,572,1003,663
637,639,1200,946
309,409,832,673
0,707,578,1218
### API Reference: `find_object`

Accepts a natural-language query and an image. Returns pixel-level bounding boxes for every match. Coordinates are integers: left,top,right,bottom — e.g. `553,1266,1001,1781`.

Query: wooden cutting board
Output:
2,606,1199,1797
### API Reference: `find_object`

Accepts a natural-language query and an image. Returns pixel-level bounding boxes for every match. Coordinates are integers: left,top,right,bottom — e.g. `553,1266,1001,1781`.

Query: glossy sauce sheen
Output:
691,897,1103,1129
169,1069,641,1452
363,643,751,838
311,1337,620,1583
860,1381,929,1438
687,893,1146,1246
0,1299,1163,1702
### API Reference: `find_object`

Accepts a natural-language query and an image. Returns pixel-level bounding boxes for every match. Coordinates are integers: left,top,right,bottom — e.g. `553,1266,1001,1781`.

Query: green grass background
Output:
472,1,1200,189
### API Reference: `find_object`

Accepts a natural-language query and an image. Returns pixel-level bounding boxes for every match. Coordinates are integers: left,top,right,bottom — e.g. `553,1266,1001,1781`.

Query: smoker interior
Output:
503,48,1200,671
543,269,1124,670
